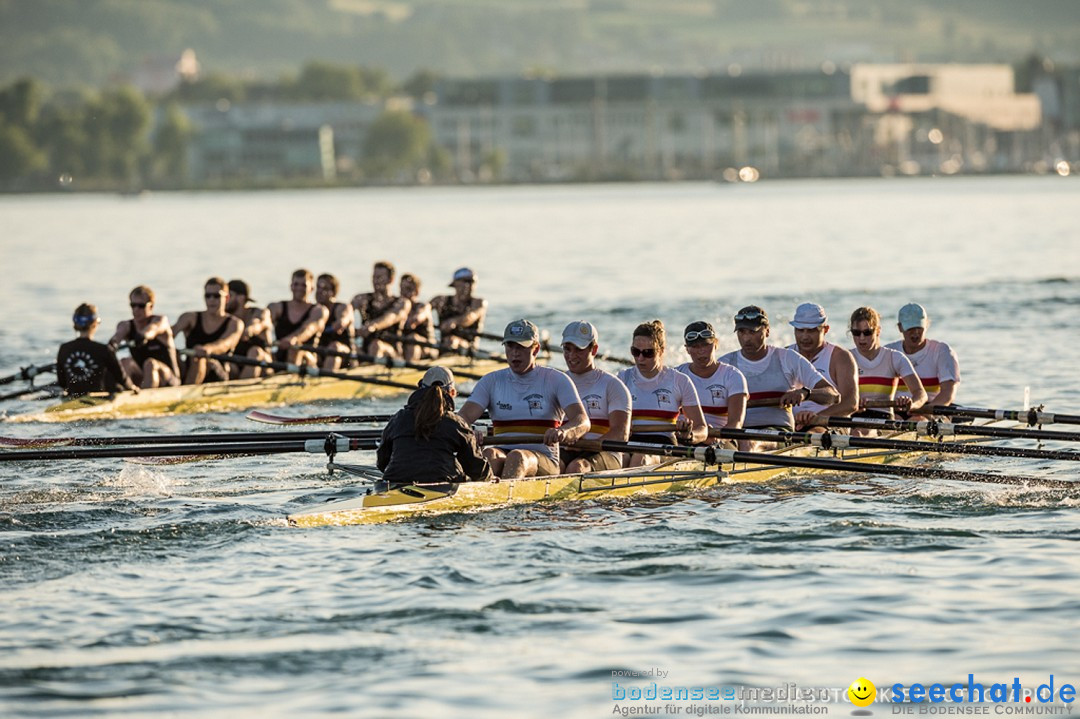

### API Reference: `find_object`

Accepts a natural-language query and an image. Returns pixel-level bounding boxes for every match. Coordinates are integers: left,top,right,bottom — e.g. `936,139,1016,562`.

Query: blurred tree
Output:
153,102,192,181
0,78,42,128
0,122,47,183
294,62,366,100
402,69,441,101
362,109,431,180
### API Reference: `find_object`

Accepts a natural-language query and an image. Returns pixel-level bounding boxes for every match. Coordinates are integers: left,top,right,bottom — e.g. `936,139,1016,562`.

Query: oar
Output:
571,438,1071,488
711,427,1080,463
247,408,490,425
298,345,487,379
0,428,383,450
0,363,56,386
0,436,379,462
178,349,459,394
816,416,1080,444
247,410,396,425
0,382,62,401
456,328,634,366
924,404,1080,427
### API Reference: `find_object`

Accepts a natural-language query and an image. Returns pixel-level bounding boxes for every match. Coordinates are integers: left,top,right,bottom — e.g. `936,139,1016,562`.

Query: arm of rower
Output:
807,379,839,407
457,400,486,426
601,409,631,443
109,321,130,346
816,350,859,418
725,393,748,429
245,308,272,339
901,373,928,411
927,379,958,407
683,404,709,445
364,298,411,334
283,306,329,347
456,298,488,331
200,317,244,356
170,312,195,339
550,402,590,445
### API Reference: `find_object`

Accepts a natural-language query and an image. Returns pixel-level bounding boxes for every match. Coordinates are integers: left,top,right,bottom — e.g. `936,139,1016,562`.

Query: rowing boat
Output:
287,428,960,527
6,355,504,423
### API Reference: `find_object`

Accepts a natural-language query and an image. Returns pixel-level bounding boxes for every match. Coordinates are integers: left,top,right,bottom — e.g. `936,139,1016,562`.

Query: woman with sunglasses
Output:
849,306,927,435
109,284,181,389
675,321,748,434
617,320,708,467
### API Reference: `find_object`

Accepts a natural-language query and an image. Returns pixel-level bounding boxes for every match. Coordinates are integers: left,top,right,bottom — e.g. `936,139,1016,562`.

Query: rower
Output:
109,284,180,388
377,367,492,486
785,302,859,431
849,306,927,436
351,261,410,359
226,279,273,379
315,273,355,372
399,273,437,362
560,320,632,473
617,320,707,467
718,306,837,448
430,267,488,354
885,303,961,412
269,269,328,365
57,304,138,396
172,277,244,384
675,320,747,437
458,319,589,479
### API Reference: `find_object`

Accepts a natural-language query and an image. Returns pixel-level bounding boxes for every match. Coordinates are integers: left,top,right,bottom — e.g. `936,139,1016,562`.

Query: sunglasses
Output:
850,328,875,337
630,347,657,358
684,329,716,342
130,302,148,309
205,292,223,300
734,311,765,322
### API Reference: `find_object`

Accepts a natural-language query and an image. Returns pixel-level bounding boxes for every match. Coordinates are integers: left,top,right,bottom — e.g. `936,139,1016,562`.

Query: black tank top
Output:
318,302,355,348
274,304,320,362
185,312,231,348
126,320,174,368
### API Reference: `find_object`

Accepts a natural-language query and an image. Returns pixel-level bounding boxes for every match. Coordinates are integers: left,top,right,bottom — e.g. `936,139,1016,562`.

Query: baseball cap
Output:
790,302,827,329
73,303,98,329
561,320,598,349
502,318,539,346
420,366,455,389
449,267,476,286
733,305,769,330
228,279,255,303
897,303,928,330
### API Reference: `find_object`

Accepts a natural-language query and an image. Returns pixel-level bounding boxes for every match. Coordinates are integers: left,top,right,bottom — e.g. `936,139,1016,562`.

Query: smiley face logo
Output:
848,678,876,708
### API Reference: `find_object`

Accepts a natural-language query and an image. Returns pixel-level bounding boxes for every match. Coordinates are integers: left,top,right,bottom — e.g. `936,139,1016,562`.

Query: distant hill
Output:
3,0,1079,89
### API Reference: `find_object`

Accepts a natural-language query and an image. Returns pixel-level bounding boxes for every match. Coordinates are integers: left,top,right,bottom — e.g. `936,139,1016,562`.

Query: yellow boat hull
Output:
287,438,920,527
8,356,503,423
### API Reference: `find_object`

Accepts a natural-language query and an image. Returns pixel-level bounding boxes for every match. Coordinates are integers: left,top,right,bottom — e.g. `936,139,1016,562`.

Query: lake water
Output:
0,177,1078,718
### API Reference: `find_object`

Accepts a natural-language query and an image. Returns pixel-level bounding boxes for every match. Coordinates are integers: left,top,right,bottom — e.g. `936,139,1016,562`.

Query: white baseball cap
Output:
897,303,929,330
420,366,455,389
561,320,598,349
790,302,828,329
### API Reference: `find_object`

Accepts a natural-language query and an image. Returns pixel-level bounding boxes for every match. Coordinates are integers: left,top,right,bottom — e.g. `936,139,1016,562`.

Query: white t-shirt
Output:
617,366,701,442
674,361,748,428
466,365,583,464
566,368,632,441
884,338,960,401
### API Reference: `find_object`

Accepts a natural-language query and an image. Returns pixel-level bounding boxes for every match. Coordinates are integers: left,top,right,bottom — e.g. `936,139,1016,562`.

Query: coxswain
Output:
377,367,493,486
617,320,707,467
172,277,244,385
674,321,747,435
848,306,926,435
785,302,859,432
885,303,961,411
225,279,273,379
268,269,328,365
718,306,837,449
315,273,355,372
109,284,180,388
351,261,410,359
560,321,632,473
430,267,487,354
57,304,138,396
399,273,437,362
458,319,590,479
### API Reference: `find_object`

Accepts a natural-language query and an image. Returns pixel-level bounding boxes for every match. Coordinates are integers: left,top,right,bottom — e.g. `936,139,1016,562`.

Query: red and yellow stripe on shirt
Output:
702,406,729,418
919,376,941,396
584,418,610,441
858,375,899,402
492,418,560,441
629,408,679,433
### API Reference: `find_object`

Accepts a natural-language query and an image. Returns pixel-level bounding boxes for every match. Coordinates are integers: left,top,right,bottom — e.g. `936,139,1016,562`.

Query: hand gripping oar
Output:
816,416,1080,444
0,363,56,386
298,345,486,379
178,349,467,395
570,439,1071,488
711,427,1080,463
0,435,379,462
923,404,1080,428
0,428,383,450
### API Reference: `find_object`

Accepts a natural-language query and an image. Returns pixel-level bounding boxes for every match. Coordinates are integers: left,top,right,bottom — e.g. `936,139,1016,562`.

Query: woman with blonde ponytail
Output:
376,367,493,486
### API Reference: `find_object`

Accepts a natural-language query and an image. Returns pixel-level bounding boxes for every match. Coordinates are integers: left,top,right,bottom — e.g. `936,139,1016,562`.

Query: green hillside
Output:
2,0,1079,88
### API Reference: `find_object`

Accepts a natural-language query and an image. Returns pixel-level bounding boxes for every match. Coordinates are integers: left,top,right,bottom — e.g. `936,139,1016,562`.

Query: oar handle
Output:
0,362,57,386
0,382,61,402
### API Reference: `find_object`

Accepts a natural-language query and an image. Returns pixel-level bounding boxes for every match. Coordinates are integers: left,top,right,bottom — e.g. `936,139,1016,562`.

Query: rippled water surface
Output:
1,177,1079,718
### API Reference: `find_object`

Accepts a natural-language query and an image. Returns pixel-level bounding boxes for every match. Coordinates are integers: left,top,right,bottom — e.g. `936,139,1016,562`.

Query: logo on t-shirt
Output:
525,393,545,413
582,393,603,412
653,388,673,405
708,386,727,403
65,351,98,382
497,401,513,411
